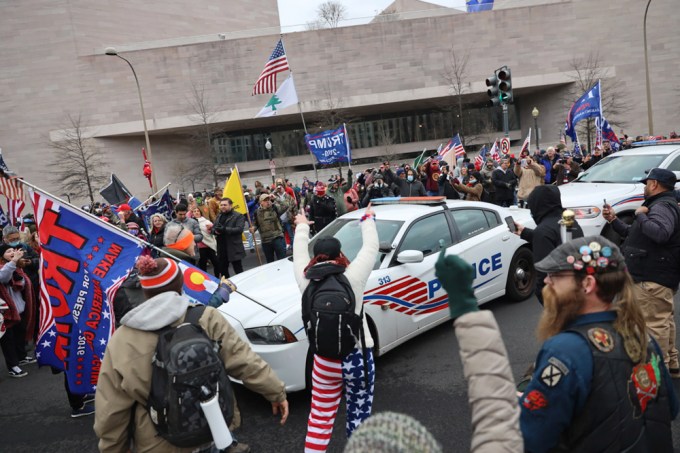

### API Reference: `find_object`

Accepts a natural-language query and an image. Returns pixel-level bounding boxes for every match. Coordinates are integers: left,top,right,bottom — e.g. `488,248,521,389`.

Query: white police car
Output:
218,198,536,391
559,140,680,240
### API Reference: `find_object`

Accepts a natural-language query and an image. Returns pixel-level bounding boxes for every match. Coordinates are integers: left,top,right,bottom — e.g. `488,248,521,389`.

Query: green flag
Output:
255,76,298,118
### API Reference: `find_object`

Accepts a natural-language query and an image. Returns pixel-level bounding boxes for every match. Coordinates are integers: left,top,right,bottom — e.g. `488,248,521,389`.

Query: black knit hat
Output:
0,243,14,259
313,237,342,259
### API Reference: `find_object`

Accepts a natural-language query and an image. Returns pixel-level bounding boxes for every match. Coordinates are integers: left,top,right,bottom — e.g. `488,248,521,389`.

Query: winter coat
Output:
491,168,517,202
253,203,285,243
293,219,378,349
480,166,496,195
520,185,584,298
344,186,360,212
309,195,337,234
148,226,165,251
195,216,217,252
213,210,246,262
171,217,203,244
514,161,545,201
94,292,286,453
453,310,523,452
390,178,426,197
555,161,582,186
453,182,483,202
362,183,394,206
328,188,348,217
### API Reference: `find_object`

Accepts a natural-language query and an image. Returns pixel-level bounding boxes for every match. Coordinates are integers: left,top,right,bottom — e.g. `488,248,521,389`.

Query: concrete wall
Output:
1,0,678,202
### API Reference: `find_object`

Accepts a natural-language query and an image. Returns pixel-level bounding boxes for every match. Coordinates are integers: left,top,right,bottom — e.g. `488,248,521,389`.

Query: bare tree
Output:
317,1,347,28
49,114,109,204
185,82,225,189
566,52,630,150
376,120,397,162
305,20,324,31
441,46,471,145
312,82,353,130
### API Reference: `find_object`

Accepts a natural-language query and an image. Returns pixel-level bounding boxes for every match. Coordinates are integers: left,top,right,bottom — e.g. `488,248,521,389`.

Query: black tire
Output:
506,247,536,302
601,213,634,246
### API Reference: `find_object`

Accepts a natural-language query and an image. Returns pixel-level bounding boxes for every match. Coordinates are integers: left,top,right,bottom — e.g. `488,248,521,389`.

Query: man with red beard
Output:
520,236,677,452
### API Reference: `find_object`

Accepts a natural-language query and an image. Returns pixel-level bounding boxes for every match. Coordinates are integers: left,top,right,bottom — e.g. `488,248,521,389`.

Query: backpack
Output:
301,263,362,360
147,305,234,448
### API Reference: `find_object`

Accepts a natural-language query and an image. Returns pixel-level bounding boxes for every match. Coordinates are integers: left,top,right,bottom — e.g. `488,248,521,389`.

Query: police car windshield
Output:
576,154,667,183
308,219,403,269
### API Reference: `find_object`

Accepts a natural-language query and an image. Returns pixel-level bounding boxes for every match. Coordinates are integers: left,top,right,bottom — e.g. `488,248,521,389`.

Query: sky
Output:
277,0,467,32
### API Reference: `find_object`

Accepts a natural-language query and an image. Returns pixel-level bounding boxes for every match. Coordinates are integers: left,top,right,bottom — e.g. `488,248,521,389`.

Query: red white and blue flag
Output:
489,139,501,162
475,145,488,167
452,134,466,158
32,190,143,393
7,199,24,226
252,39,290,95
519,128,531,156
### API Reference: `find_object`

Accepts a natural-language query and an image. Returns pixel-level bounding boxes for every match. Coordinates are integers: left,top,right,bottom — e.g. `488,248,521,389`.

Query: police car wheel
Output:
506,247,535,302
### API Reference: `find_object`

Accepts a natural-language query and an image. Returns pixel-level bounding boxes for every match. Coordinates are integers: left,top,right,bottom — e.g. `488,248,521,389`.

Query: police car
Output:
218,198,536,391
559,140,680,240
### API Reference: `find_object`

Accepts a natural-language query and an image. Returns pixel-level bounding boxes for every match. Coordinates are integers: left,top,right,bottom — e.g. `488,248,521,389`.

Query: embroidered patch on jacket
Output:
522,389,548,411
548,357,569,376
630,353,661,413
540,363,564,387
587,327,615,352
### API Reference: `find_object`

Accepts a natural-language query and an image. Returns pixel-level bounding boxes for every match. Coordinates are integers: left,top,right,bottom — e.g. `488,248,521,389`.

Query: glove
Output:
435,248,478,319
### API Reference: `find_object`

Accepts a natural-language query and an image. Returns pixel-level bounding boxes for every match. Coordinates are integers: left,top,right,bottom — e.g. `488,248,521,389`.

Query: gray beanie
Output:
344,412,442,453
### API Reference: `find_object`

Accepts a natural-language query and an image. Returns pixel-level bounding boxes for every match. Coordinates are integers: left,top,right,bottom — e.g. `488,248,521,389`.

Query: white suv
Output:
558,140,680,240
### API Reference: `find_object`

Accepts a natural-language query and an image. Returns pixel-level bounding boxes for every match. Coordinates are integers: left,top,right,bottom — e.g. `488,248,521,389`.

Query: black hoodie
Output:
520,185,584,302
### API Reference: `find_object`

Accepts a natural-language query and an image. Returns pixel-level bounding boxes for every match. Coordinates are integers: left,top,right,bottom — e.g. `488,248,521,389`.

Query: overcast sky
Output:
277,0,467,31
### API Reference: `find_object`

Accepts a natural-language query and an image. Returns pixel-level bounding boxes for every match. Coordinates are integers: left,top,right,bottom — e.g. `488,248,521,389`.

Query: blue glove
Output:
435,248,478,319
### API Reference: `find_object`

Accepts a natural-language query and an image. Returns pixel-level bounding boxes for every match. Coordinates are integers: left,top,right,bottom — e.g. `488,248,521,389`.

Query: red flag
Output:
142,148,152,188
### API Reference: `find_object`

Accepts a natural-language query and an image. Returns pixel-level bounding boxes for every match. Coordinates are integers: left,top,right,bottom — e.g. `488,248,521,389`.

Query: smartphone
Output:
504,216,516,233
521,159,527,168
603,198,608,207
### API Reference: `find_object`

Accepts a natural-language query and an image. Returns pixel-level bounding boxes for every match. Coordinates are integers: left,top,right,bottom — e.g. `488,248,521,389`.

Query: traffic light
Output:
486,72,501,107
498,66,513,104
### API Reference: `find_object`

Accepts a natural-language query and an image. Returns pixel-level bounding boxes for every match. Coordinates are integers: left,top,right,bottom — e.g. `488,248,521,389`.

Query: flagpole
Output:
280,37,318,181
133,182,172,212
344,123,352,170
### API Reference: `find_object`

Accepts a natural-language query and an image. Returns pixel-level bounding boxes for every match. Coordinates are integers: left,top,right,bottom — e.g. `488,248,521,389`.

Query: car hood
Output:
219,258,302,327
559,182,640,208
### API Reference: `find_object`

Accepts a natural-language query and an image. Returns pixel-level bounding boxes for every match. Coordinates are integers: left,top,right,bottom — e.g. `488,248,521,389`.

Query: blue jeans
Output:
262,236,286,263
282,220,294,250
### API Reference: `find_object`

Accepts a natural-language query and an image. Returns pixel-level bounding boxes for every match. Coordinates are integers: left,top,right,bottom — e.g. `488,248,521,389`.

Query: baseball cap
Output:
535,235,625,275
117,203,132,212
259,194,270,202
640,168,677,188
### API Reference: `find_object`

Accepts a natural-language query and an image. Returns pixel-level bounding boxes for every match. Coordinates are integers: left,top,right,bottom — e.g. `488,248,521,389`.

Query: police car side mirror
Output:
396,250,424,264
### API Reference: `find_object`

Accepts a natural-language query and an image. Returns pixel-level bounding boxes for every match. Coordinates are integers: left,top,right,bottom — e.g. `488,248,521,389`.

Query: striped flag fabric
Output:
438,138,454,159
452,134,466,157
7,199,25,226
0,150,24,200
489,139,501,162
519,128,531,156
475,145,488,167
252,39,290,95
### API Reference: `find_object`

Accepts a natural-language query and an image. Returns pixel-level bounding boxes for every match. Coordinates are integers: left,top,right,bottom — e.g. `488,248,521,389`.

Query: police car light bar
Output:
632,139,680,147
371,196,447,206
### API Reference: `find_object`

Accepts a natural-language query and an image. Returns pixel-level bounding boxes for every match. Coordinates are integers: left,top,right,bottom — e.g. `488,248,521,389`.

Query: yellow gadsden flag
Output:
222,166,247,215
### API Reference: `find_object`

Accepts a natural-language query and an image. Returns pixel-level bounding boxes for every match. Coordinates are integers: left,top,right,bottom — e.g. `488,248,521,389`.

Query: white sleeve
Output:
293,223,312,293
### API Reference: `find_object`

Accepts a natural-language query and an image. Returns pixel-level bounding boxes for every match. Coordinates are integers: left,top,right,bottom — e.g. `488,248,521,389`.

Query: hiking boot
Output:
8,368,27,378
18,356,37,366
226,442,251,453
71,403,95,418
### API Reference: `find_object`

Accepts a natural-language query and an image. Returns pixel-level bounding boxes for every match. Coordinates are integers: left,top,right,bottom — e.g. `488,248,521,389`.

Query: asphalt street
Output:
3,250,680,452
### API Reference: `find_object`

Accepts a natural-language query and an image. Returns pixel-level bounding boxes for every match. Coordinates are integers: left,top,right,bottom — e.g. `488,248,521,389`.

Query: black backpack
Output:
147,305,234,448
301,263,362,360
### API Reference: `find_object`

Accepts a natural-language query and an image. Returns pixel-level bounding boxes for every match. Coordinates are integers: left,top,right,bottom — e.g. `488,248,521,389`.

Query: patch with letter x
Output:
540,357,569,387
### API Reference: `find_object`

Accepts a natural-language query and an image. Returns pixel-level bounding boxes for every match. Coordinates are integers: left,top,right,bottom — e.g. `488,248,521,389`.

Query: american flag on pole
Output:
252,39,290,95
7,199,25,226
452,134,466,157
0,150,24,200
438,138,454,159
475,145,488,168
519,128,531,156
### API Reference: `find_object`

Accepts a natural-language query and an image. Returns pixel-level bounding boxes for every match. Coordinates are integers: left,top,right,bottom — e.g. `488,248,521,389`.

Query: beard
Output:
537,284,586,342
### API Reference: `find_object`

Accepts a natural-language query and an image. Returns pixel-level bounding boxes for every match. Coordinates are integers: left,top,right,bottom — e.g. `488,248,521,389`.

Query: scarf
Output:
304,253,351,275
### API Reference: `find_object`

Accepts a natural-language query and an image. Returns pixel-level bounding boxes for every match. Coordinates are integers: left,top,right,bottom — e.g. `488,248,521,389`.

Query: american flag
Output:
438,138,454,159
252,39,290,95
0,150,24,200
519,128,531,156
452,134,466,157
489,139,501,162
7,199,25,226
475,145,488,167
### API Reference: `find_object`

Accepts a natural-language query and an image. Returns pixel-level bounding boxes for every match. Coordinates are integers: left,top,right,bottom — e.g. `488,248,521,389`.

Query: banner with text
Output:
304,124,352,165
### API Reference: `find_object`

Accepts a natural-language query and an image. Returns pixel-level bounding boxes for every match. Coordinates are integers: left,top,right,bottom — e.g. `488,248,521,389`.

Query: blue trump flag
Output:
565,80,601,141
467,0,494,12
31,190,143,394
305,124,352,165
136,189,174,230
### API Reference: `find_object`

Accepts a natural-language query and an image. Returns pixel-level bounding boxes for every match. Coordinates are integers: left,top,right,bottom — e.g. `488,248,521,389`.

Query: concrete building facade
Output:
1,0,678,199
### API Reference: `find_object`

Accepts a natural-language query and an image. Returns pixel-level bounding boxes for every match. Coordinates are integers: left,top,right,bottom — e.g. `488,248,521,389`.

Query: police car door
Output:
448,207,507,301
387,212,455,339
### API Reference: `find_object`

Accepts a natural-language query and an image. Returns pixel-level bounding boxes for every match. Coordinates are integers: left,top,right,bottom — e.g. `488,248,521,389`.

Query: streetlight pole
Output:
265,139,275,185
532,107,540,150
643,0,654,135
105,47,158,193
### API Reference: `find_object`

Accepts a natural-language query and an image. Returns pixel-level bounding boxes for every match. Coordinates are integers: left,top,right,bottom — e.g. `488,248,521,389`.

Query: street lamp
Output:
265,139,275,184
104,47,158,193
531,107,540,150
643,0,654,135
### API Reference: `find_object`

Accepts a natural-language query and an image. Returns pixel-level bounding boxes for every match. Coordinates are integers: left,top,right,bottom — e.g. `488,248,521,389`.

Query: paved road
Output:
3,251,680,452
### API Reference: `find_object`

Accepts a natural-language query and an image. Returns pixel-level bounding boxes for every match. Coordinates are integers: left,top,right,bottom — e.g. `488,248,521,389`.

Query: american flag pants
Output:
304,347,375,452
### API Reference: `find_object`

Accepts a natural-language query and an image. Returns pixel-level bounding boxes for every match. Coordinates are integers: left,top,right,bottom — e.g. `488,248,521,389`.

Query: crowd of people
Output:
3,132,680,452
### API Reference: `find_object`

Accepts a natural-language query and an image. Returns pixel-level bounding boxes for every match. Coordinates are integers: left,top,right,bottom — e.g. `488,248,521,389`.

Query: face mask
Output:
8,241,20,247
469,179,477,184
407,176,414,182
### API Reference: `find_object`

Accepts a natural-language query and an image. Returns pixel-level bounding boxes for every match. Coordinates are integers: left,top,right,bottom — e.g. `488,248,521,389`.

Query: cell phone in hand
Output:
504,216,516,233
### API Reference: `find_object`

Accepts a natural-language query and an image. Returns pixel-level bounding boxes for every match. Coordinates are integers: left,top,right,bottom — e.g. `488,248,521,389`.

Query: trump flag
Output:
305,124,352,165
32,190,143,393
565,80,601,141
